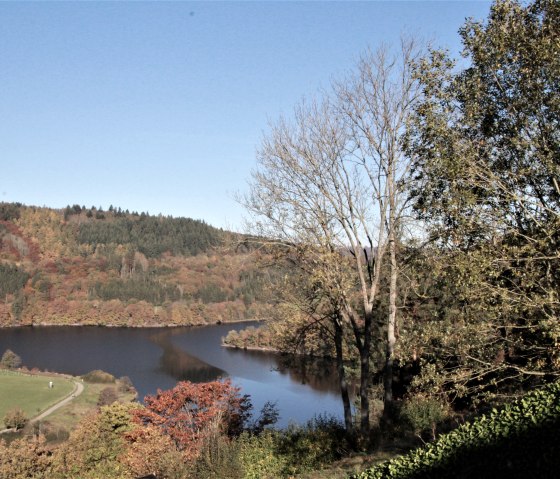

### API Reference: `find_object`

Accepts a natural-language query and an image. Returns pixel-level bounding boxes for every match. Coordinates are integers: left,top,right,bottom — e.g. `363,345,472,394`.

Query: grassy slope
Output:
0,370,74,421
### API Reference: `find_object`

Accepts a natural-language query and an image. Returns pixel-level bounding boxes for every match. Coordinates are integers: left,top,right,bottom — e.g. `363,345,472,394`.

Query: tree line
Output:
76,214,223,258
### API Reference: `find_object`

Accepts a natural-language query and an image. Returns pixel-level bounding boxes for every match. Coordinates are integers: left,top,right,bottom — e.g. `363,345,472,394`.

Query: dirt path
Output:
31,380,84,423
0,379,84,434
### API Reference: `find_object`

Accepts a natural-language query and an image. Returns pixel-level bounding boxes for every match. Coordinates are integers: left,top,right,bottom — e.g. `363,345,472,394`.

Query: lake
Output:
0,322,343,427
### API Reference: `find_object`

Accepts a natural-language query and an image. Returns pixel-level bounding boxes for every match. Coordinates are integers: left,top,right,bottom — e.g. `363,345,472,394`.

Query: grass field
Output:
0,370,75,424
0,369,138,444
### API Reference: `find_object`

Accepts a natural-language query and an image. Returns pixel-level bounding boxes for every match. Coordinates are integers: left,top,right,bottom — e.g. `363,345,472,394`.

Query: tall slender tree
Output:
244,38,423,438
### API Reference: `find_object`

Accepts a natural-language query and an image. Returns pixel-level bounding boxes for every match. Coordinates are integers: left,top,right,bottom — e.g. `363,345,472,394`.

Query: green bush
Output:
399,394,449,441
193,414,348,479
237,431,288,479
276,414,347,474
81,370,116,384
191,430,244,479
352,380,560,479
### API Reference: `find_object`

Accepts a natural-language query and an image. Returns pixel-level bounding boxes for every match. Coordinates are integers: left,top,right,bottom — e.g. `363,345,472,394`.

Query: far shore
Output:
0,317,265,330
221,343,278,353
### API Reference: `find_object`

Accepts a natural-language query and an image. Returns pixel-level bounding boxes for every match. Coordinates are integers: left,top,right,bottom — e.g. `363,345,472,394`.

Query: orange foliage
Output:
0,435,52,479
122,424,188,478
133,379,251,460
0,204,274,328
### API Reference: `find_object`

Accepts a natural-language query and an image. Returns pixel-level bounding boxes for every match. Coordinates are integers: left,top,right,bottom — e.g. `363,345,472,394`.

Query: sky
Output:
1,1,491,231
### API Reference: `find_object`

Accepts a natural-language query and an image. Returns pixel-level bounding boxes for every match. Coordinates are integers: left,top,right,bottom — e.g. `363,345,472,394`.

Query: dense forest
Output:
0,203,273,327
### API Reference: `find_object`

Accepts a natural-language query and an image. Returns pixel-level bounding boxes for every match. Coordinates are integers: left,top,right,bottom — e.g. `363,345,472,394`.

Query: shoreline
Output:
0,317,264,330
221,342,336,362
221,343,279,353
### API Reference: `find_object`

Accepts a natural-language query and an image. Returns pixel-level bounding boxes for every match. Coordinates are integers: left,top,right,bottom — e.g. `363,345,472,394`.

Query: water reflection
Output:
230,349,340,394
150,331,226,383
164,324,345,425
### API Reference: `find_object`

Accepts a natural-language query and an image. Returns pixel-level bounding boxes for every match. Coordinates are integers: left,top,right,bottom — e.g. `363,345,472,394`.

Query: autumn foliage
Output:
133,379,251,460
0,435,52,479
0,203,274,328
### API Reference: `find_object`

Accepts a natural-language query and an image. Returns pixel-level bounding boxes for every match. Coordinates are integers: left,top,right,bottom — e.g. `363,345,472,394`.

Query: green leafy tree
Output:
0,263,29,298
50,402,135,478
10,291,26,323
404,0,560,401
0,202,22,221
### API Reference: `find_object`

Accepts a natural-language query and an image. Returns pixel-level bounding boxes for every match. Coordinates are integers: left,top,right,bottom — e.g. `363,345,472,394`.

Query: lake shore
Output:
221,343,279,353
0,317,264,330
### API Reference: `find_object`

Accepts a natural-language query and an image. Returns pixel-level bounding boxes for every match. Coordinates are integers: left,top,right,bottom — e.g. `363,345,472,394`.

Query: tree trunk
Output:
334,317,353,437
384,227,397,415
359,312,372,439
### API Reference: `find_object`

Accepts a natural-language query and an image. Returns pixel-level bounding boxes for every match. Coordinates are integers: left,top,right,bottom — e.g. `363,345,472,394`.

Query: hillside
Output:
0,202,272,327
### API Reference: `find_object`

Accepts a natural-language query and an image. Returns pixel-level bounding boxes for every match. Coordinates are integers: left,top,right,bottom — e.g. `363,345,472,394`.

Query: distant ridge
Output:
0,202,273,328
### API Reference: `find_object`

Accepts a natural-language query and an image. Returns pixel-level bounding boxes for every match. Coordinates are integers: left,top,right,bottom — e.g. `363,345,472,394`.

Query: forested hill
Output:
0,202,272,327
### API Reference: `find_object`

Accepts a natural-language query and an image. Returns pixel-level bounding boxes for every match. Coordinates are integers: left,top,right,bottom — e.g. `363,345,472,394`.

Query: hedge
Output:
352,380,560,479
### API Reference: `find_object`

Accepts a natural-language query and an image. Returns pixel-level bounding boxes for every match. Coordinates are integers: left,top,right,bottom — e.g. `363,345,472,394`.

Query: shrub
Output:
191,417,244,479
97,387,119,406
237,430,288,479
238,414,347,478
118,375,136,393
0,349,22,369
4,407,28,430
277,414,347,474
81,369,116,383
133,380,251,460
399,394,449,441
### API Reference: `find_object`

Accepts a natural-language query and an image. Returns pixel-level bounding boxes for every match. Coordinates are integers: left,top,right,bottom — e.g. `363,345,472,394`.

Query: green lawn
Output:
0,370,75,424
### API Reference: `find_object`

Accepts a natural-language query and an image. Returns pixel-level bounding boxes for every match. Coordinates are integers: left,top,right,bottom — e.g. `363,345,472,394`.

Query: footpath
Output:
0,379,84,435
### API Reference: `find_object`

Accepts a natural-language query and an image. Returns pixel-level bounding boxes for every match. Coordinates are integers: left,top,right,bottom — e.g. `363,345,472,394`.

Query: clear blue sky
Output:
1,1,491,230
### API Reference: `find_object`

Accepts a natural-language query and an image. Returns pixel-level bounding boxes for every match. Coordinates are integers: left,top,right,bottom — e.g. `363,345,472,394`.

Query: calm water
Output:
0,322,343,427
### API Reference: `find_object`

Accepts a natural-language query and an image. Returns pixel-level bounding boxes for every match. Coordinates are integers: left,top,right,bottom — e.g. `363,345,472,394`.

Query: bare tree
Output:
334,38,423,415
244,38,423,439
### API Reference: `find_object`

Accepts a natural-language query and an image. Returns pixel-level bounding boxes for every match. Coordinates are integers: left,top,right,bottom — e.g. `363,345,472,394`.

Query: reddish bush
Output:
133,380,251,460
